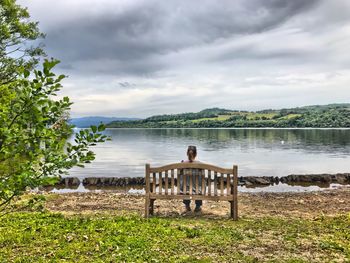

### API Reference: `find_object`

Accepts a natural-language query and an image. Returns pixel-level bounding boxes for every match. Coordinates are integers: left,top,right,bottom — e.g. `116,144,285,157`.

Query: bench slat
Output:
227,173,230,196
206,170,211,196
176,169,180,194
208,170,212,196
183,171,187,194
159,172,163,195
171,169,175,195
220,173,224,196
165,170,169,195
189,170,193,195
214,171,218,196
152,172,156,193
201,171,205,195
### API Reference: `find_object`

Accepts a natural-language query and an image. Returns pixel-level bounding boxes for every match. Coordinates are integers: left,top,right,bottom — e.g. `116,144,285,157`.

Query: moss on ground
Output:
0,211,349,262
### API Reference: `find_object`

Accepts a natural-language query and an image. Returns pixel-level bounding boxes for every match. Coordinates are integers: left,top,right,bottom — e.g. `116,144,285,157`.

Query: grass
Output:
279,114,303,120
154,112,303,126
0,211,349,262
191,115,232,123
245,112,278,120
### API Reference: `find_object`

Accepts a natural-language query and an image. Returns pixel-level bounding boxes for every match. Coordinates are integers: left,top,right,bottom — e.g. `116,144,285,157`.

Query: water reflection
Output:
107,128,350,154
69,128,350,179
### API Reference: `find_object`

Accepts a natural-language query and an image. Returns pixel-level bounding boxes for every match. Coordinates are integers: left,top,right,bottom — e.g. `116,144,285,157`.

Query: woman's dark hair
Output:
187,145,197,162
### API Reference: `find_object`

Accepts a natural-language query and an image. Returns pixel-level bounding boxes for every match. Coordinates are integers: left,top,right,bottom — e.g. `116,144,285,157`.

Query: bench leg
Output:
145,195,150,218
230,201,238,220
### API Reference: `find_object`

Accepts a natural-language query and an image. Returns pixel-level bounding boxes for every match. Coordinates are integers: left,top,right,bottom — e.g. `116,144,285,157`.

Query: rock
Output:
244,181,253,187
242,176,274,185
58,177,80,186
279,177,288,183
331,173,350,184
82,177,145,187
280,173,350,184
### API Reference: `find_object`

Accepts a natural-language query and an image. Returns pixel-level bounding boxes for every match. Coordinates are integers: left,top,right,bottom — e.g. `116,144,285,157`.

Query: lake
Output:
69,128,350,181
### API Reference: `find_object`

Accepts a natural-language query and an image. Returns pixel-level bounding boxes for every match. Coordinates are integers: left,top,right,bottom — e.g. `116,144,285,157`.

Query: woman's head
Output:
187,145,197,162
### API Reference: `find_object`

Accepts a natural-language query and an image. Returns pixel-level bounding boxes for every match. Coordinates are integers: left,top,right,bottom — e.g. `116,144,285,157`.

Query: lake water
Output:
69,128,350,180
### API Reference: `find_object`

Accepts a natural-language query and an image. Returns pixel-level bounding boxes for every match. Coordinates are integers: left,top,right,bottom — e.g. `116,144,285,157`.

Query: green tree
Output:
0,0,44,85
0,0,108,215
0,60,108,215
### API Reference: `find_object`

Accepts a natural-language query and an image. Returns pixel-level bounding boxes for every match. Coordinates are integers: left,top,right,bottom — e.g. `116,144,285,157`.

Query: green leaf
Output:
90,126,97,133
98,123,106,132
23,69,30,78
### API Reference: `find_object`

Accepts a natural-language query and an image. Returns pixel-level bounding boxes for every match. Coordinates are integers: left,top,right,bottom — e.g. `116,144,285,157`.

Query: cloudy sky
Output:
20,0,350,117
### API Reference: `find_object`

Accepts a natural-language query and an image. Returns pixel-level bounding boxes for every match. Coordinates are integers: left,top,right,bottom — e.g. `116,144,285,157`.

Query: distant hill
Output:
106,103,350,128
70,116,141,128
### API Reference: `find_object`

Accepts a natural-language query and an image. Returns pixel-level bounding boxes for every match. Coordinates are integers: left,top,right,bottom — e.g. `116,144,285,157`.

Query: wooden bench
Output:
144,162,238,220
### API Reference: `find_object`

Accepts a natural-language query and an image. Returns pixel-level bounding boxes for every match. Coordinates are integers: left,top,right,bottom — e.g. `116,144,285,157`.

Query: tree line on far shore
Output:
107,104,350,128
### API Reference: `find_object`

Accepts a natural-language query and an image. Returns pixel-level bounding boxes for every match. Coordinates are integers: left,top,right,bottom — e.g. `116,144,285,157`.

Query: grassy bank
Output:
1,211,349,262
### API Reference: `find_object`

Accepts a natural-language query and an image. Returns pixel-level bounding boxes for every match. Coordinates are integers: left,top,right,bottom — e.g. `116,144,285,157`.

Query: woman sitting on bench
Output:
180,145,205,213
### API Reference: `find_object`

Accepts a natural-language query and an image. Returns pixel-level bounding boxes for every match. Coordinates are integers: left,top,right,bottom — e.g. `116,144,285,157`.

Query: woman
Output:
180,145,204,213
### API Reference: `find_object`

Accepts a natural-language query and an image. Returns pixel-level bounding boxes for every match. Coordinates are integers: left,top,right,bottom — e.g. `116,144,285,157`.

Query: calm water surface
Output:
69,128,350,180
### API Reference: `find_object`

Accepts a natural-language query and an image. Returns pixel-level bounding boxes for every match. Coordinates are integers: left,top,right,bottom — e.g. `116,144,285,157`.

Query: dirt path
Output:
44,186,350,219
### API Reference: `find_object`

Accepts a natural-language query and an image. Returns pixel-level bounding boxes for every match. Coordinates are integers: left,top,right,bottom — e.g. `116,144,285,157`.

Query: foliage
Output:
107,104,350,128
0,0,45,85
0,0,108,215
0,59,108,215
0,211,349,262
146,108,232,122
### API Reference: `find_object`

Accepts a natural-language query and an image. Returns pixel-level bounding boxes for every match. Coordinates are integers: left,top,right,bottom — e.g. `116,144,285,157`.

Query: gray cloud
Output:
40,0,319,76
119,82,136,88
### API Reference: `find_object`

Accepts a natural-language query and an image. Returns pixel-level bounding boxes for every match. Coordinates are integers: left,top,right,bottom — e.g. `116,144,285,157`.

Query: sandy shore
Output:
44,186,350,219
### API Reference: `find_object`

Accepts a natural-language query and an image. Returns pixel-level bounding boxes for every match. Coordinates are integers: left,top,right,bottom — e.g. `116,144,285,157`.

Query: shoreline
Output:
53,173,350,188
103,127,350,130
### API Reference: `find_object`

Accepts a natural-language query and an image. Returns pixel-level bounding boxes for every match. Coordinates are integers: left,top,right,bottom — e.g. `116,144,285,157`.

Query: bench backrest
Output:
145,163,238,198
